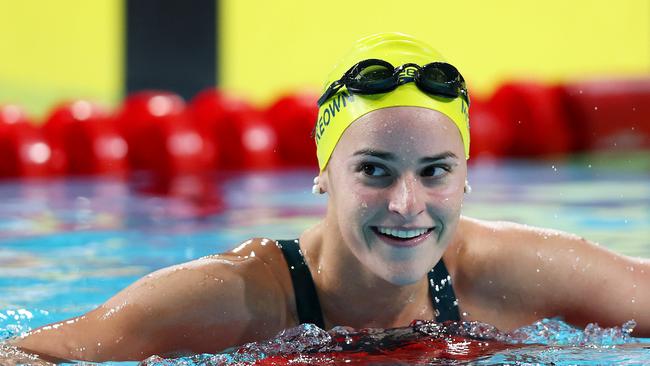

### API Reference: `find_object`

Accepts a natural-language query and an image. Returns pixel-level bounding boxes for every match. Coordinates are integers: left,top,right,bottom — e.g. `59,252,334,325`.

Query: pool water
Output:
0,152,649,365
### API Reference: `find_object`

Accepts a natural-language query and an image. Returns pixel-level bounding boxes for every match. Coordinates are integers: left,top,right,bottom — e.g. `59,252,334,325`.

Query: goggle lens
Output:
348,63,396,93
420,63,454,84
418,63,466,99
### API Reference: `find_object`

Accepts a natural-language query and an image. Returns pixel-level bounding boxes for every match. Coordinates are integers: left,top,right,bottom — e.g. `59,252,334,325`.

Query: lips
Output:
371,226,434,247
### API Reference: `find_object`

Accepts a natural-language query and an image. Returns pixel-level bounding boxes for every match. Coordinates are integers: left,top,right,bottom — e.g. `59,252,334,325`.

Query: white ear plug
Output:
464,180,472,194
312,176,324,195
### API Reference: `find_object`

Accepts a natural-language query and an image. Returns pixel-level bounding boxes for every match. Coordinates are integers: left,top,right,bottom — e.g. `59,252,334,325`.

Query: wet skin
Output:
9,107,650,363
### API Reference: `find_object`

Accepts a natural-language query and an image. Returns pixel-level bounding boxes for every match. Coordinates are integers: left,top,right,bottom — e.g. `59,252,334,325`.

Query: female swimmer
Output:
8,33,650,362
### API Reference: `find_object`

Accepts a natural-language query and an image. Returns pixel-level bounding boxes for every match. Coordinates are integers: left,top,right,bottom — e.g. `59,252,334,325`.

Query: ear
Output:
319,169,330,194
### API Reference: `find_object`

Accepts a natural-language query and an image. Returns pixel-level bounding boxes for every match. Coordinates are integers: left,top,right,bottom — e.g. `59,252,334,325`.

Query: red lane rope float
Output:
0,105,52,178
190,89,279,170
251,320,519,366
264,93,319,168
489,82,573,157
559,78,650,152
43,100,128,176
468,96,516,160
256,336,514,365
3,79,648,179
116,91,216,176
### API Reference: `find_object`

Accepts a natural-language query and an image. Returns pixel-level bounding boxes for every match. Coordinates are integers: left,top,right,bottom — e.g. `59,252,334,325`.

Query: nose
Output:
387,173,426,219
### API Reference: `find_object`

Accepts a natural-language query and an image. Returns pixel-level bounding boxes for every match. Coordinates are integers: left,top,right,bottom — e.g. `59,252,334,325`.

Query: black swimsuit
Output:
276,239,460,329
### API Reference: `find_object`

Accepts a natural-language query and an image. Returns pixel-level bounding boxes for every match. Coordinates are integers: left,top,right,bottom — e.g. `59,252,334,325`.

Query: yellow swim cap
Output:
315,33,470,171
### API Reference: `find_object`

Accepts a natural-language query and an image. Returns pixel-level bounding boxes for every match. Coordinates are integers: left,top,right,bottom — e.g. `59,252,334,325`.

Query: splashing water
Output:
1,308,649,365
137,318,647,366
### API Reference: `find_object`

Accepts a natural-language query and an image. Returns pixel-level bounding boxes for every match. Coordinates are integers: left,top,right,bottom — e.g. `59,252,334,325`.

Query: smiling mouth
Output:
371,226,434,241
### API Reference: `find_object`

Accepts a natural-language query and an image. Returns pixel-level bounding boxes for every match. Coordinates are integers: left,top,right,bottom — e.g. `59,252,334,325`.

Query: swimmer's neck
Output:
299,221,435,329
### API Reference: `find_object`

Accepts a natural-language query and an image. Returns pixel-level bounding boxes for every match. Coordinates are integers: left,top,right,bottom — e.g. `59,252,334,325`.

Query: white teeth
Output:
377,227,429,239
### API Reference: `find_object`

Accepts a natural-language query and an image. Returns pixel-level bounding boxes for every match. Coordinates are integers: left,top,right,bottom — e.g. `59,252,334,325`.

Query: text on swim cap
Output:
315,90,355,144
397,66,417,84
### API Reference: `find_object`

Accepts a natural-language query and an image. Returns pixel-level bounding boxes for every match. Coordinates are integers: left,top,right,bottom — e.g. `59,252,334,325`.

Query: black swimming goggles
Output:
317,58,470,108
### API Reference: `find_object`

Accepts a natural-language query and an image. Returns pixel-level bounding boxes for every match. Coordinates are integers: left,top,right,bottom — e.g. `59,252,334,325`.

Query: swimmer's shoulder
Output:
452,216,592,281
127,237,296,350
200,237,297,326
454,216,589,261
450,216,609,329
452,217,650,333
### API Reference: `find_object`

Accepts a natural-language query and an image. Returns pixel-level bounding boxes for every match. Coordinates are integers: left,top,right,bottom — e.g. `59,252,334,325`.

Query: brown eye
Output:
421,165,449,178
360,163,388,177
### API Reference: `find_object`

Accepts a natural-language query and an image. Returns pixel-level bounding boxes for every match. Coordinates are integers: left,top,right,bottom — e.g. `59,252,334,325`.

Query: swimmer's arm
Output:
468,220,650,337
12,252,289,362
534,235,650,337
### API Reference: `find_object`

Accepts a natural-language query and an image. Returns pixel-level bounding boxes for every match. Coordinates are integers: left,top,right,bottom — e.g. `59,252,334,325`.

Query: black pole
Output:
125,0,217,99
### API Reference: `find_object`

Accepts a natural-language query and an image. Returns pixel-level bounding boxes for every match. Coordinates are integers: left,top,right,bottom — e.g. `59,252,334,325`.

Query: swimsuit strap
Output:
428,260,461,322
276,239,326,329
277,239,460,328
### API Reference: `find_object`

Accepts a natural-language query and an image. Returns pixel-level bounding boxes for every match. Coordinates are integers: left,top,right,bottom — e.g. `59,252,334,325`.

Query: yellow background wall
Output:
220,0,650,103
0,0,648,117
0,0,124,117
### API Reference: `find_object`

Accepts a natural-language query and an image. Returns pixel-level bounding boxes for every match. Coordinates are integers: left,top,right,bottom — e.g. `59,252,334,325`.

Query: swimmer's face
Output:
322,107,467,285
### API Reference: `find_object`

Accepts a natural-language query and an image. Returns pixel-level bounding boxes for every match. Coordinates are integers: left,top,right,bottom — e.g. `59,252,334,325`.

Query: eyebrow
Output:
352,149,458,163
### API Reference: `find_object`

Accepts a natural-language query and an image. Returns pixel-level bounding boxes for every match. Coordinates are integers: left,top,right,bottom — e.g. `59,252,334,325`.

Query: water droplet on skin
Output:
536,268,540,273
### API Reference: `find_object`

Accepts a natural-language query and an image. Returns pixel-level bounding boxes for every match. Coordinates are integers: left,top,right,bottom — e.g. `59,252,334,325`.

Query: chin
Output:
385,273,422,286
372,260,428,286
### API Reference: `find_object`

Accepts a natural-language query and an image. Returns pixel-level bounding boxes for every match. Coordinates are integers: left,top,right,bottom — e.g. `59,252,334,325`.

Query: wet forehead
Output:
336,107,464,159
